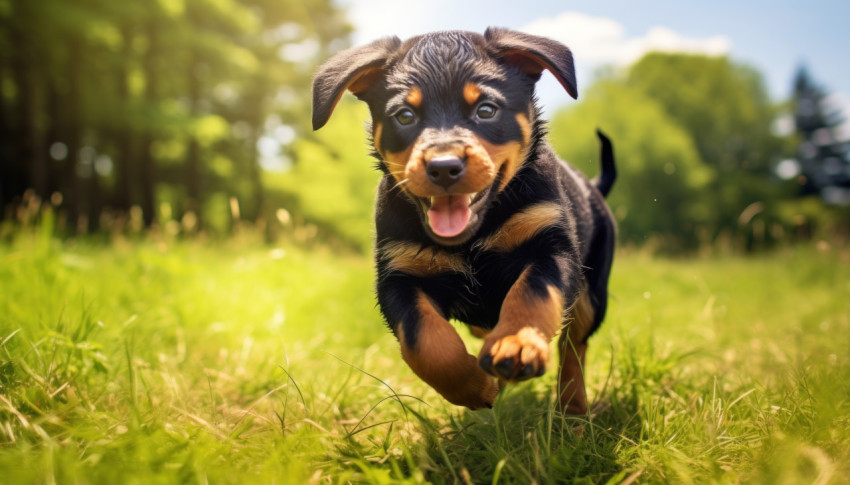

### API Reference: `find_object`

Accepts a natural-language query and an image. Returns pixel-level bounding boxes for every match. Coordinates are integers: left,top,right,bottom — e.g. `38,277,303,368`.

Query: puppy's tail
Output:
593,129,616,198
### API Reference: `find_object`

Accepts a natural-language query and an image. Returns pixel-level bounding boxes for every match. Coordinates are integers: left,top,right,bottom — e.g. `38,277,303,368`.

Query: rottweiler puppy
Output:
312,28,616,413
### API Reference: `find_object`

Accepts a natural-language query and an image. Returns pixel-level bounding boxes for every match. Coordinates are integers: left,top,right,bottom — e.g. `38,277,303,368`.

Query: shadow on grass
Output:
337,374,651,484
339,337,706,483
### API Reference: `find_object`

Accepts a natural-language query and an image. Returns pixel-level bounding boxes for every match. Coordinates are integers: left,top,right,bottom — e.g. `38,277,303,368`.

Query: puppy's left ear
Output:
484,27,577,99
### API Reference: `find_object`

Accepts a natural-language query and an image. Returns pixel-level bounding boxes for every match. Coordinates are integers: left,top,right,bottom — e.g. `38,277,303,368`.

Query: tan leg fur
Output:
479,266,565,381
397,291,499,409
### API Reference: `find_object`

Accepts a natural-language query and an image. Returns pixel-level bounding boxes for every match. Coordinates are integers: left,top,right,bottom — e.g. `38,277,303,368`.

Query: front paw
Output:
478,327,550,381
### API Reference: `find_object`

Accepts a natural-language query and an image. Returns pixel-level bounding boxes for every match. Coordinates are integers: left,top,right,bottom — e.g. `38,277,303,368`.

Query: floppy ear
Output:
312,36,402,130
484,27,577,99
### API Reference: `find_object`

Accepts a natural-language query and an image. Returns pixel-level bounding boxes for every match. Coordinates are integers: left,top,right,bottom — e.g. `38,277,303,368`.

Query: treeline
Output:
2,3,847,252
0,0,348,233
550,54,849,251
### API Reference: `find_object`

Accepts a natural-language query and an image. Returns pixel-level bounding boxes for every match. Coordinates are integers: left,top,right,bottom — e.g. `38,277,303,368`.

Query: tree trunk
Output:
248,128,264,222
139,21,159,227
45,77,61,198
63,36,82,228
247,83,266,224
113,23,134,213
0,51,18,216
11,25,46,202
185,51,202,230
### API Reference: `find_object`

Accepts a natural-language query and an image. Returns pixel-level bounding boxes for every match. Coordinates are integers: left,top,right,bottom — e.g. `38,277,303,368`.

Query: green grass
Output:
1,228,849,484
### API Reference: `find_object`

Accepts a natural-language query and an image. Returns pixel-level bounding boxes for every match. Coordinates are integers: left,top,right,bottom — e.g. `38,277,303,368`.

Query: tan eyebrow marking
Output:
406,86,423,108
463,83,482,105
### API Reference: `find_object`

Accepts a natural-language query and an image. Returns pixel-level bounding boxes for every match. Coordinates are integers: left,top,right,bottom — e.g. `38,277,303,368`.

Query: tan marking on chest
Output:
381,241,469,277
477,202,563,252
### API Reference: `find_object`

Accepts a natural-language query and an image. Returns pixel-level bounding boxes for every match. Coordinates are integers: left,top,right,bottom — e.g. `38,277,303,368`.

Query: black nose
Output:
426,156,466,189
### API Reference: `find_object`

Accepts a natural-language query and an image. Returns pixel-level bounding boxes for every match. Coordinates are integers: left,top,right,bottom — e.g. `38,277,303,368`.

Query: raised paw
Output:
478,327,550,381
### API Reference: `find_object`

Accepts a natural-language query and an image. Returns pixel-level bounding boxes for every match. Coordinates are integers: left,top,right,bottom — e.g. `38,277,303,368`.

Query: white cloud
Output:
521,12,626,65
520,12,733,109
343,0,450,45
522,12,732,67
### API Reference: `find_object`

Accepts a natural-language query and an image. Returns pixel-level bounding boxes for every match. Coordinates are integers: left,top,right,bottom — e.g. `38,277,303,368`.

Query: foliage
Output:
550,81,712,248
266,100,382,252
0,0,350,230
550,53,850,251
1,228,848,483
626,54,780,175
625,54,797,246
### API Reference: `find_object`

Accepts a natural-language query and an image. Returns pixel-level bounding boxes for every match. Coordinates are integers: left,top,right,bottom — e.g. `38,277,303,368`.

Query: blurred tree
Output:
625,54,788,242
627,54,778,172
0,0,350,234
266,100,380,252
550,81,712,248
792,66,850,204
2,0,48,213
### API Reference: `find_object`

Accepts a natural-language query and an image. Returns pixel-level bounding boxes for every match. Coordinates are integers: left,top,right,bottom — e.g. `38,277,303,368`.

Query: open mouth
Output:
421,189,490,240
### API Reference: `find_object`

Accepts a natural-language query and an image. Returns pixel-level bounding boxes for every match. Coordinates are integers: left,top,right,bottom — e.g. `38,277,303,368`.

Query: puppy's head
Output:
313,28,576,245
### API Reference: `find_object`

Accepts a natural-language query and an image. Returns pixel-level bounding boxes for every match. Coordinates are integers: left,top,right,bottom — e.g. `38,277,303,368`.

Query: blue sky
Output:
337,0,850,128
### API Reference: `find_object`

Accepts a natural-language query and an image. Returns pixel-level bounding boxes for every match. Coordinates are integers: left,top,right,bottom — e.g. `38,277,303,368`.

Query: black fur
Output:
313,28,617,410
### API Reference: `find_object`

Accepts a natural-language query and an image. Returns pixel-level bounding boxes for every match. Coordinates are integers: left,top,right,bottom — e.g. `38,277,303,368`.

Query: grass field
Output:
1,228,849,484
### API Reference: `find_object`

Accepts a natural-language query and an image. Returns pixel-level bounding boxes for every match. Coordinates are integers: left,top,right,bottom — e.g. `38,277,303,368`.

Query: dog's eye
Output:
395,109,416,126
476,103,498,120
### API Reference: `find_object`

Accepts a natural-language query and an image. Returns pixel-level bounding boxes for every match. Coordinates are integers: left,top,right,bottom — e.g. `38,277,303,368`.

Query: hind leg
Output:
559,214,615,414
558,290,594,415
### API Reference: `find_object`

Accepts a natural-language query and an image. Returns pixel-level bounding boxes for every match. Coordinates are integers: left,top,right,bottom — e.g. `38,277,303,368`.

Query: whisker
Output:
392,178,410,190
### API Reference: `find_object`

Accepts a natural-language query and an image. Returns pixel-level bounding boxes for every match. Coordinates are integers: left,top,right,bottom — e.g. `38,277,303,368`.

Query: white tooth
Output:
430,196,435,206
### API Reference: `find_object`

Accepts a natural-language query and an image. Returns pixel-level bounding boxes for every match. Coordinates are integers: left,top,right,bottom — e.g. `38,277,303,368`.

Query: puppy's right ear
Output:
312,36,401,131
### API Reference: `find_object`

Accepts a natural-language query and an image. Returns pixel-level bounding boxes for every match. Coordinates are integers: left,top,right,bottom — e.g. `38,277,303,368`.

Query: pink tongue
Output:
427,195,471,238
